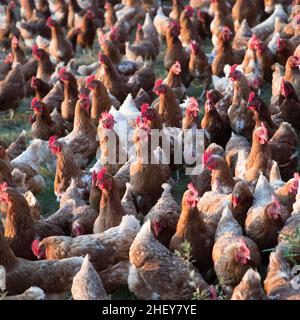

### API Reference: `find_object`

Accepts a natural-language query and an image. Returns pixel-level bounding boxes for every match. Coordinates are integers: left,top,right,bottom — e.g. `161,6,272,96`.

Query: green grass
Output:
36,166,59,218
0,97,32,144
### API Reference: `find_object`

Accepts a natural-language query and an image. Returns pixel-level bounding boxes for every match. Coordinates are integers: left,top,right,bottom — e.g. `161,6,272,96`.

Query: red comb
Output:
186,183,198,207
184,5,194,17
223,26,231,34
203,149,212,166
31,240,40,257
168,21,180,36
248,91,256,103
261,121,267,132
32,44,38,55
31,97,39,107
0,182,8,192
97,167,107,182
154,79,163,89
48,135,57,146
136,115,141,126
86,74,96,87
98,53,106,63
99,111,114,129
141,103,149,114
230,64,238,74
58,67,66,77
239,239,250,254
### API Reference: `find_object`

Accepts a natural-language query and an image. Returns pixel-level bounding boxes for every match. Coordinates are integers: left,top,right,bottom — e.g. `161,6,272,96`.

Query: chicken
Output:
58,90,98,168
232,0,258,32
97,53,129,104
6,130,27,160
97,112,128,175
201,99,231,149
30,98,66,140
130,120,171,214
179,5,201,48
212,207,261,295
129,219,209,300
169,183,214,278
193,8,212,41
227,64,254,139
212,27,237,77
225,132,251,174
31,76,52,100
104,2,117,30
248,91,278,137
48,137,91,199
264,247,300,299
115,0,145,30
244,122,272,182
59,67,78,122
47,17,74,63
164,61,186,101
127,62,156,98
3,286,45,300
93,168,126,234
32,45,54,83
268,122,298,181
0,186,65,260
42,81,64,113
71,255,109,300
32,215,140,275
245,173,284,251
202,149,236,194
86,74,111,124
77,10,96,49
273,80,300,131
250,4,287,40
188,40,211,91
164,21,190,86
170,0,184,21
153,6,172,37
144,182,180,248
125,25,157,61
153,79,182,128
209,1,234,48
0,63,25,116
231,269,266,300
142,12,160,56
284,55,300,100
0,1,19,47
275,37,296,67
232,19,252,54
0,53,13,80
269,63,285,115
0,231,83,296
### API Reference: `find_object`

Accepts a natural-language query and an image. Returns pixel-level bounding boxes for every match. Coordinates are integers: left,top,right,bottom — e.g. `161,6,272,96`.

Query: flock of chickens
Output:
0,0,300,301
